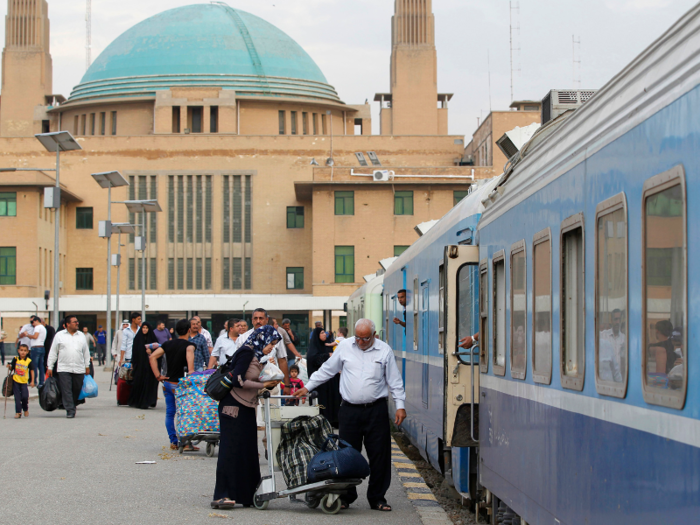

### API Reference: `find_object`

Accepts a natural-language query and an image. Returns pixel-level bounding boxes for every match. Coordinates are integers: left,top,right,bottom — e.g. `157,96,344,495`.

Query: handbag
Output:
118,363,133,381
307,434,370,483
2,375,14,397
205,365,235,401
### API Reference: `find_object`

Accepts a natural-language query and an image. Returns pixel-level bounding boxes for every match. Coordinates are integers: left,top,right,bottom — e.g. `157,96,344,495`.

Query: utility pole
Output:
509,2,521,103
572,35,582,88
86,0,92,70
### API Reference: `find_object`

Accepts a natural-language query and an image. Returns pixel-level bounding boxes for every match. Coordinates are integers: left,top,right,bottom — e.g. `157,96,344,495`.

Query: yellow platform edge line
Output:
402,482,429,488
397,472,421,478
394,462,417,469
407,493,438,501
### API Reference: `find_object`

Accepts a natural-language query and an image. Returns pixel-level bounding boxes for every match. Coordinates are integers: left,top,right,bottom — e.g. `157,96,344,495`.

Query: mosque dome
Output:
68,3,340,103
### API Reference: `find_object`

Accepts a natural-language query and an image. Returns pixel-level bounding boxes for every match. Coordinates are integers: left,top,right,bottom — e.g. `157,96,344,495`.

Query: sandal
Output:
14,413,21,419
23,411,28,417
170,443,178,450
211,498,236,509
183,445,200,452
371,502,392,512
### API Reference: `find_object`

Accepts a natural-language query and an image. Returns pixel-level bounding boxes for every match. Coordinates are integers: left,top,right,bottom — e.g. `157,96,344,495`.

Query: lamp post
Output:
91,171,129,366
123,200,162,321
35,132,82,329
110,222,136,363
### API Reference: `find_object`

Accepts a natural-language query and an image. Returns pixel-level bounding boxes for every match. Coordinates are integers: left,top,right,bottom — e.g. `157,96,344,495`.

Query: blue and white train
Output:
377,6,700,524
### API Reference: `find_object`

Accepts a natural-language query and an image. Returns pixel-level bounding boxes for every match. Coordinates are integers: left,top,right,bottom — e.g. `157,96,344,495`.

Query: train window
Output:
413,277,419,351
439,263,445,354
385,293,390,343
457,264,479,356
560,213,585,391
510,241,526,380
595,193,628,398
492,251,506,376
642,166,687,409
532,229,552,384
479,260,489,374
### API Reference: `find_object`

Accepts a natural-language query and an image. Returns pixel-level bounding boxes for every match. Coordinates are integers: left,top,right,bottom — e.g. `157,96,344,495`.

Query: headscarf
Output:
306,327,327,375
239,325,281,360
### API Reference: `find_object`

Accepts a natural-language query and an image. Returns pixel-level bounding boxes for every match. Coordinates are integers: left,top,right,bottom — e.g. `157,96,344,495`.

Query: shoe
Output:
170,443,178,450
66,413,76,418
23,411,28,417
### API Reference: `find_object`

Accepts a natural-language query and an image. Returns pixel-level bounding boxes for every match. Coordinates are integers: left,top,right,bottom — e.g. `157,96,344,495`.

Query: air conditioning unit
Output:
541,89,597,125
373,170,393,182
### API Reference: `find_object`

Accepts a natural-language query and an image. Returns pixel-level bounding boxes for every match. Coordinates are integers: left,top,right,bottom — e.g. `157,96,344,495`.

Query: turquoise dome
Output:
68,3,340,103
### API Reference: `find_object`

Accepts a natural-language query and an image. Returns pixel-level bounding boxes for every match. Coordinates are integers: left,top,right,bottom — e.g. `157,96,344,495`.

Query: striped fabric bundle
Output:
276,414,335,488
175,374,220,439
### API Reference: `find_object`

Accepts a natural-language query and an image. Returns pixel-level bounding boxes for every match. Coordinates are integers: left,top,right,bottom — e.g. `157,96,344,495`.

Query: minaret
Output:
1,0,53,137
388,0,439,135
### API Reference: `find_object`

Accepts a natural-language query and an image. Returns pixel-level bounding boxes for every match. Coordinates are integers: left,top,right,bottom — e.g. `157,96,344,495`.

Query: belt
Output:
341,397,387,408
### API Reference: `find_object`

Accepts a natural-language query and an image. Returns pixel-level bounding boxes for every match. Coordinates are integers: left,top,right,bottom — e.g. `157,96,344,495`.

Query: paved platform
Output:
0,368,447,525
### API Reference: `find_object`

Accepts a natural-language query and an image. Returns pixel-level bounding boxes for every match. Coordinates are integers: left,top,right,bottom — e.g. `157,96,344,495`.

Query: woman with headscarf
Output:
128,322,161,409
306,327,341,427
211,325,282,510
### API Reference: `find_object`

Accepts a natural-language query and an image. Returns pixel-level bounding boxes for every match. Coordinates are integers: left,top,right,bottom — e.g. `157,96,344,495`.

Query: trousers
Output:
0,342,5,365
30,347,45,387
96,343,106,365
338,398,392,507
57,372,84,416
13,381,29,413
162,382,178,445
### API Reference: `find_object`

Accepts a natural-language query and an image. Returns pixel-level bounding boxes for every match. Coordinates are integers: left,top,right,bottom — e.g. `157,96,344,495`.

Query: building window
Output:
313,113,318,135
100,112,106,135
595,194,628,398
233,258,242,290
394,191,414,215
177,258,184,290
76,207,93,229
642,167,686,409
81,114,86,136
287,206,304,228
76,268,93,290
322,113,327,134
172,107,181,133
492,252,506,376
454,190,469,206
150,258,157,290
335,246,354,283
287,267,304,289
189,107,203,133
279,110,286,135
74,115,79,135
291,111,298,135
128,258,135,290
111,111,117,135
561,213,585,391
0,193,17,216
42,120,50,133
335,191,354,215
510,241,526,380
168,258,175,290
187,258,194,289
90,113,96,135
532,229,552,384
0,247,16,285
394,246,409,257
302,112,308,135
210,106,219,133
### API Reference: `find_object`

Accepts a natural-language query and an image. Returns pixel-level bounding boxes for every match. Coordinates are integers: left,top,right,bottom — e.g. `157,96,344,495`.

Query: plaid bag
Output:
276,414,335,488
175,374,220,439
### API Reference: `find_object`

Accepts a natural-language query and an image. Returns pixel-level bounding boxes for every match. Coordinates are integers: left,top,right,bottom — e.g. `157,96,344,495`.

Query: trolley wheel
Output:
305,494,320,509
253,495,269,510
320,494,342,515
206,443,215,457
178,443,184,455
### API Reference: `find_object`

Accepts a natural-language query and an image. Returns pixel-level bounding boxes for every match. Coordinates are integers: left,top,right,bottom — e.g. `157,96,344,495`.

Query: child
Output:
333,327,348,349
285,364,305,406
6,343,35,419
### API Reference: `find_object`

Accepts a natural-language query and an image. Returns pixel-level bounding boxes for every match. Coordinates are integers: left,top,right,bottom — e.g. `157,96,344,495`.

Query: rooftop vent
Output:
541,89,597,125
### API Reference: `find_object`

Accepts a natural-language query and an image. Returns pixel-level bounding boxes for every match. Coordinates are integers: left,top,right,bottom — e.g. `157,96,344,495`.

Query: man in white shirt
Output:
237,308,289,382
599,309,626,383
47,315,91,418
111,320,129,364
208,318,240,369
16,318,33,350
25,316,47,388
193,316,214,354
120,312,142,365
295,318,406,512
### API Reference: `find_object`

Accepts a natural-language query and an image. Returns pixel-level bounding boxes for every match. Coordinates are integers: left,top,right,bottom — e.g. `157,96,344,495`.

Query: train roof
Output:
384,177,501,281
479,2,700,228
348,273,384,302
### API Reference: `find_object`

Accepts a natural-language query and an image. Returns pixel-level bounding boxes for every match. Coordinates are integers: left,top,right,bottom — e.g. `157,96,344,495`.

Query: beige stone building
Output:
464,100,542,171
0,0,492,351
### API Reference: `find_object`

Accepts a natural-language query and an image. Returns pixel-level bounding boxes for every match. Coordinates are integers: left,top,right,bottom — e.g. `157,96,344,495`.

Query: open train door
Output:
442,244,480,499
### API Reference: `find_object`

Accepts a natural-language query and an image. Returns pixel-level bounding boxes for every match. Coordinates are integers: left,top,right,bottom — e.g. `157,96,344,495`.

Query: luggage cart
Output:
178,432,220,457
253,391,362,515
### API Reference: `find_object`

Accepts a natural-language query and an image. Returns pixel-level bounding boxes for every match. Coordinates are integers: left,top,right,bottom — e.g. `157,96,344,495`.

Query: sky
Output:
1,0,697,137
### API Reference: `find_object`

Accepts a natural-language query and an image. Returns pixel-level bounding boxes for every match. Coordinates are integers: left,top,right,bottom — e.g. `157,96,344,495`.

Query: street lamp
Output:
91,171,129,364
35,131,82,329
123,200,162,320
110,222,136,362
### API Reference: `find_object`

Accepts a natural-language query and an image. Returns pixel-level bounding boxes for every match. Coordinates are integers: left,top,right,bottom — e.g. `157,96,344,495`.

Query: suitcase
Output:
117,378,131,406
175,373,219,439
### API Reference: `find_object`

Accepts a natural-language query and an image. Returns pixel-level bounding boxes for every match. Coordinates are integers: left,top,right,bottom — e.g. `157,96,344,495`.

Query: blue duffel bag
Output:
307,434,370,482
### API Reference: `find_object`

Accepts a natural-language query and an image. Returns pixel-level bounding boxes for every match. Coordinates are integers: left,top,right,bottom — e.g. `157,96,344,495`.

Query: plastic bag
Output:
295,358,309,383
79,374,99,400
39,376,62,411
259,361,284,382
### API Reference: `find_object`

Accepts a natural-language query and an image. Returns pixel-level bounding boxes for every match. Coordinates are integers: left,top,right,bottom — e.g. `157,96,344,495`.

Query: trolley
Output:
253,391,362,515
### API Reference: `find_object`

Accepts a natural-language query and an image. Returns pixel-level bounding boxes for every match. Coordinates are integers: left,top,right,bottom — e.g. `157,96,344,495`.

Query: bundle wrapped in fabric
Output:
276,414,335,488
175,374,220,439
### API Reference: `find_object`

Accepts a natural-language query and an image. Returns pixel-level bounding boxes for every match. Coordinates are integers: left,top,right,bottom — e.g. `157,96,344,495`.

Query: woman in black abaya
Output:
128,322,161,409
306,327,341,427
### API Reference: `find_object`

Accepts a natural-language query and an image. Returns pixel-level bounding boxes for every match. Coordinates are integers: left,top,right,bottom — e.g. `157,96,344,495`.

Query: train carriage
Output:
476,5,700,524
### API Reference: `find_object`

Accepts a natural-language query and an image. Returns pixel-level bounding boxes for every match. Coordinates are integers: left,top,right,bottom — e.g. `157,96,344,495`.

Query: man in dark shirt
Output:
150,319,195,450
393,289,407,329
